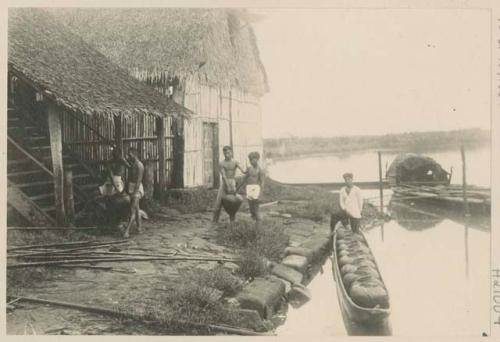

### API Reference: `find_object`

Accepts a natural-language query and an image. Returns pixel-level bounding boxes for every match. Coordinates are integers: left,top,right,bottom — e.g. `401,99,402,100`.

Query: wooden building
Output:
7,9,191,226
51,8,269,188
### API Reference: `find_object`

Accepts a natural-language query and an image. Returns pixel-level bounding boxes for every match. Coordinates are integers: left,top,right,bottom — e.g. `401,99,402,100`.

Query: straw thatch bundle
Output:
48,8,268,95
8,8,192,118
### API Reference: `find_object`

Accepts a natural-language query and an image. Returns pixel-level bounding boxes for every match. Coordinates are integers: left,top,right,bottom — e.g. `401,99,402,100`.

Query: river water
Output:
270,147,491,336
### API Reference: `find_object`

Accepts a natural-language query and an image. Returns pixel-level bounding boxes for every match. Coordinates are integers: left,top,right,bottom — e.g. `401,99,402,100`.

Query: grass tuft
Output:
217,218,289,279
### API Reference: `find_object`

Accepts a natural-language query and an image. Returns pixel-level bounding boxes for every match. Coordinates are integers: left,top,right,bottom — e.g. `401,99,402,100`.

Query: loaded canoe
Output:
332,224,391,330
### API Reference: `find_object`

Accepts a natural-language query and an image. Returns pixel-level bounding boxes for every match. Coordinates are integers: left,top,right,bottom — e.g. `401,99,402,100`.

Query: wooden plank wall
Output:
60,112,174,190
182,77,263,188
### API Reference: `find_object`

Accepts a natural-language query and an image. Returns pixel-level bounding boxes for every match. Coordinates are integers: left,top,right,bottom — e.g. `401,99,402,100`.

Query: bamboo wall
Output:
182,77,263,188
60,111,175,190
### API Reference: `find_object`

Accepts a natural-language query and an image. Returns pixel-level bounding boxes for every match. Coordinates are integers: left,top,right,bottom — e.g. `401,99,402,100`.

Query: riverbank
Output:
264,128,490,160
7,179,380,335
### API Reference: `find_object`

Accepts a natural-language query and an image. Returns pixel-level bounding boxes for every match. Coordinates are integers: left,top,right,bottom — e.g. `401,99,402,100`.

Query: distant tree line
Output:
264,128,490,159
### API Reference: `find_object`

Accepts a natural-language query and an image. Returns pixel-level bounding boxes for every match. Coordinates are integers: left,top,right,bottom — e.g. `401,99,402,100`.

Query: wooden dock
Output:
280,180,390,191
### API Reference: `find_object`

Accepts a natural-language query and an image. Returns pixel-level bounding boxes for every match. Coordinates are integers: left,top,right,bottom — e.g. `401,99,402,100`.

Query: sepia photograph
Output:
3,1,496,337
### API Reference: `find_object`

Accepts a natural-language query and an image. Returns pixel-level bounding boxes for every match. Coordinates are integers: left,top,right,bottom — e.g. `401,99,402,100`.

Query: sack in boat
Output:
343,270,381,291
221,194,243,216
355,265,380,278
349,281,389,309
337,243,350,253
342,272,364,290
341,264,358,276
347,245,367,255
350,234,365,242
339,255,355,266
352,275,385,288
336,228,352,238
338,249,358,258
352,258,377,269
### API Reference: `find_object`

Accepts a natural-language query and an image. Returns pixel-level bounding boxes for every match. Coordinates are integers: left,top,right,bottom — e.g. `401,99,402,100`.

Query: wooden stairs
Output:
7,104,101,226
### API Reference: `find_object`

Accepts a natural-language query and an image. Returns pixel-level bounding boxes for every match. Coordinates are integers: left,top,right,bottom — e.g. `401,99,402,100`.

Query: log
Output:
52,265,114,270
8,226,98,231
8,239,130,252
6,296,273,336
8,256,240,268
259,201,279,208
7,242,130,257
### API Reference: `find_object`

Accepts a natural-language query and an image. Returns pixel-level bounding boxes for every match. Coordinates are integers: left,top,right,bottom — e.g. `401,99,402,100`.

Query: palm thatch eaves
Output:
8,8,193,118
49,8,269,95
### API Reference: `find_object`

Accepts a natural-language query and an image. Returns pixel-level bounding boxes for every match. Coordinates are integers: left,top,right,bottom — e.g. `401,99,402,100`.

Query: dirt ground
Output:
7,202,331,335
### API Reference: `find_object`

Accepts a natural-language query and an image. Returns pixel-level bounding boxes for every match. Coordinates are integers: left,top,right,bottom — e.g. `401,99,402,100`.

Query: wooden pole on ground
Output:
378,151,384,216
460,146,470,217
47,103,66,225
7,256,240,268
156,117,166,195
7,296,273,336
63,169,75,225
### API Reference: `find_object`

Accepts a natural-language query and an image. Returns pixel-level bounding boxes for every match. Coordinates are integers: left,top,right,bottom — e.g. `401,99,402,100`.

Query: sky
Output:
252,9,491,138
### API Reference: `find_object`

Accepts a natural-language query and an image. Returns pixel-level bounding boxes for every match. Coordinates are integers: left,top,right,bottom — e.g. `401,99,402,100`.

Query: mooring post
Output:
63,169,75,225
48,103,66,225
378,151,384,216
460,146,470,217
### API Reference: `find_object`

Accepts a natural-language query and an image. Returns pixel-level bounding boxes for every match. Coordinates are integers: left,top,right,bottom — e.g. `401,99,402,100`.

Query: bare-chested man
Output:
123,147,144,238
213,145,245,223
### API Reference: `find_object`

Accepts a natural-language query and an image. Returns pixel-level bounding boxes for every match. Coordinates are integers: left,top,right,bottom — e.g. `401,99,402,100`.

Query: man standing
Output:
123,147,144,238
213,145,245,223
330,172,364,234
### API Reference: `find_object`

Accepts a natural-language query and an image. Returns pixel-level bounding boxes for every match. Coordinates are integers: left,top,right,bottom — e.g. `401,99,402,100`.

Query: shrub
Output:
218,218,289,262
187,265,243,297
237,248,268,279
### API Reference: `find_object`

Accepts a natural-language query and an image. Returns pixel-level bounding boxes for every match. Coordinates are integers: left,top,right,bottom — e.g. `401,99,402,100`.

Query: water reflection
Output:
277,199,489,336
388,202,444,230
388,198,490,231
364,211,489,335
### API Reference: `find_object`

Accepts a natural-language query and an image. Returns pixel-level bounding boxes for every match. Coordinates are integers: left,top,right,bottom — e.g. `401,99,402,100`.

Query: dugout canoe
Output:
332,224,391,329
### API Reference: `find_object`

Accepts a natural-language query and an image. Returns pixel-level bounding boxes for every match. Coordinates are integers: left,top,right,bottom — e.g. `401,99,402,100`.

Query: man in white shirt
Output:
330,172,364,234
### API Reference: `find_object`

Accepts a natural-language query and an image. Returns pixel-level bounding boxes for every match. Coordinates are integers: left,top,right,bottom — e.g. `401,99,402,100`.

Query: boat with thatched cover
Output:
386,153,451,187
386,153,489,214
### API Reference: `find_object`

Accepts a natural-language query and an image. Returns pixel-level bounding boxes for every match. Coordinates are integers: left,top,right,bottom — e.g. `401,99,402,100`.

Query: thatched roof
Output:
48,8,268,95
386,153,450,186
8,8,193,118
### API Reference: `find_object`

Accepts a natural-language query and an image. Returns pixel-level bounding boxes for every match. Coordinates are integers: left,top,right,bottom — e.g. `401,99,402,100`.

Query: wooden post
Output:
64,169,75,225
464,222,469,278
156,117,166,195
113,113,123,154
172,117,184,188
143,161,155,200
460,146,470,217
48,104,66,225
378,151,384,216
213,123,220,189
229,90,233,149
